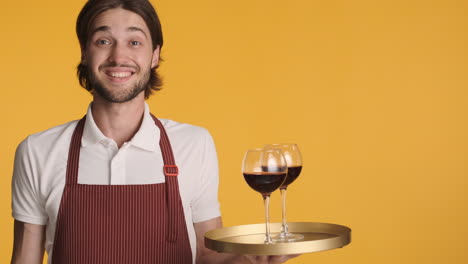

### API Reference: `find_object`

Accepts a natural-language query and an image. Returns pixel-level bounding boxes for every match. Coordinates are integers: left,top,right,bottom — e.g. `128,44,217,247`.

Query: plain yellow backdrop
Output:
1,0,467,263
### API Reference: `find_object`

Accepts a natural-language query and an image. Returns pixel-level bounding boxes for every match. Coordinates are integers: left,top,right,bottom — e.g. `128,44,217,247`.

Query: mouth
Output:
103,67,136,83
108,72,132,78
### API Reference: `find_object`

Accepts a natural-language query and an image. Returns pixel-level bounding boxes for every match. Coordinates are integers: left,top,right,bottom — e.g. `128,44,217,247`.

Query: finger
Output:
244,255,269,264
266,256,285,264
269,254,301,263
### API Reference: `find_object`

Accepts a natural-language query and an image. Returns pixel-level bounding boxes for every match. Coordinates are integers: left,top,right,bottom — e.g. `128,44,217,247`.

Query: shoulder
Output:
157,118,216,154
159,118,213,141
13,119,80,197
16,120,80,158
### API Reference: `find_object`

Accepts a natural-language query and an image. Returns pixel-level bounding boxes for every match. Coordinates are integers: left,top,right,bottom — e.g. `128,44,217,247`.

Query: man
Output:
11,0,296,263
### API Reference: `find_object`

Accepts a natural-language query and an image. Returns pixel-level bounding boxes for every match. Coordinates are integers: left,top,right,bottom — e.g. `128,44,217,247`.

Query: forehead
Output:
91,8,150,34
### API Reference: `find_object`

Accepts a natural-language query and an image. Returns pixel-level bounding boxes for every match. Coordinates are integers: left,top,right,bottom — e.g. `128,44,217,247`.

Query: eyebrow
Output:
90,25,148,38
127,26,148,38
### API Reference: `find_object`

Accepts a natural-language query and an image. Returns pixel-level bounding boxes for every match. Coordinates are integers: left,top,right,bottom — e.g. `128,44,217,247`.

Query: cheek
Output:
87,52,107,70
88,58,101,71
139,48,157,66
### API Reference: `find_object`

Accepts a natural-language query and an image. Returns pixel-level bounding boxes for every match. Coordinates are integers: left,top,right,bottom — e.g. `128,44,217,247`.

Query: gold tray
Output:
205,222,351,255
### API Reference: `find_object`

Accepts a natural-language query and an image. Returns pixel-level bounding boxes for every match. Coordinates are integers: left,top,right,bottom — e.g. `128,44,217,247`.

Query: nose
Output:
107,42,129,65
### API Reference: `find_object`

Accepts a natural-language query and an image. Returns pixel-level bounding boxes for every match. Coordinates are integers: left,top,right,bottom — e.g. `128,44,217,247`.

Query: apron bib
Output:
51,115,192,263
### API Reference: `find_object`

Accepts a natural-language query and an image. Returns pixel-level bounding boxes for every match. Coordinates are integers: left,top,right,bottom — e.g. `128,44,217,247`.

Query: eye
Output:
97,39,110,45
130,41,142,46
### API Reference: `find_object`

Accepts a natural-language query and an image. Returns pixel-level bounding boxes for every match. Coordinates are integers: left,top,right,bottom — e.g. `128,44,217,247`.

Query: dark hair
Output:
76,0,164,98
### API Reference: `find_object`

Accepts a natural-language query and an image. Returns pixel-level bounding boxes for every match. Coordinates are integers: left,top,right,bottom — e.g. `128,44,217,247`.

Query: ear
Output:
151,45,160,68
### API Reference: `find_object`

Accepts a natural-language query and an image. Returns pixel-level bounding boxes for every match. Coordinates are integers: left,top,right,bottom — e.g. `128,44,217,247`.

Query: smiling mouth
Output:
103,68,137,81
100,65,138,81
107,72,133,78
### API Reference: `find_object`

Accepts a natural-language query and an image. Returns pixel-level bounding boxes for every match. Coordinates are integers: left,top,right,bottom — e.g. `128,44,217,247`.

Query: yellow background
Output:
1,0,467,263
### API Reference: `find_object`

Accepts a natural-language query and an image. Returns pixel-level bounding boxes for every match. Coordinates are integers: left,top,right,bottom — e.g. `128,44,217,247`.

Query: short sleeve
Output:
190,130,221,223
11,137,48,225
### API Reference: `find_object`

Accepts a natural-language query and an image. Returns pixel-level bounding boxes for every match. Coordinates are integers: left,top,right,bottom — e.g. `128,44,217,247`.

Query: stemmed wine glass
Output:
264,143,303,242
242,148,288,244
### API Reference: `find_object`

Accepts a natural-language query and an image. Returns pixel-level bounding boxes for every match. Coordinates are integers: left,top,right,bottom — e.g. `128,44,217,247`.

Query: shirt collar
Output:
81,103,106,147
81,102,160,152
130,103,160,151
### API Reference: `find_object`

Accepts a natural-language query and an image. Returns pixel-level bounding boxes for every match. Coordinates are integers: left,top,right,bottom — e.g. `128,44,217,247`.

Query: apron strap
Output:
151,114,180,242
66,116,86,186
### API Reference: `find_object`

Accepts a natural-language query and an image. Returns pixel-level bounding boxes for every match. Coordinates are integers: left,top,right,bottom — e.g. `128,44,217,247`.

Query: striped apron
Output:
51,115,192,263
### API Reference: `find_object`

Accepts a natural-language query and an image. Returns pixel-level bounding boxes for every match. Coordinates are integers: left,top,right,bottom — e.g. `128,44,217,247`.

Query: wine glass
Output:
264,143,303,242
242,148,288,244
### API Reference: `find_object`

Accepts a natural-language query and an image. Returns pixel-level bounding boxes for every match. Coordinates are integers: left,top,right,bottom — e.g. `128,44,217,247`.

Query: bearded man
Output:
11,1,297,263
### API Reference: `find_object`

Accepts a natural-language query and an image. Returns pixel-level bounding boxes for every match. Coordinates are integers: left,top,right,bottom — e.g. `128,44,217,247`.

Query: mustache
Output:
99,62,139,71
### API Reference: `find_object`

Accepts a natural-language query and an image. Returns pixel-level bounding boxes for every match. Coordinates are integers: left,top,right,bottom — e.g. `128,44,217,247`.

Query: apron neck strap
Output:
66,114,179,185
66,116,85,185
150,114,179,177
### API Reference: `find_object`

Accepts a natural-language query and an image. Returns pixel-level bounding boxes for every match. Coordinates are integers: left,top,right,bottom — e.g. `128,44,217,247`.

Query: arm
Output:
194,217,299,264
11,220,45,264
11,139,48,263
194,217,242,264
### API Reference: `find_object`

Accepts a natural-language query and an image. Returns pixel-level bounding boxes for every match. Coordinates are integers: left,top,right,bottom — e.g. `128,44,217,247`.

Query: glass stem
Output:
263,194,273,244
280,188,289,234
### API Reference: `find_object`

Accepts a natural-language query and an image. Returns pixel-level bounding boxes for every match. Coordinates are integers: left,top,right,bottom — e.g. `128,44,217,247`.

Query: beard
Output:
88,63,151,103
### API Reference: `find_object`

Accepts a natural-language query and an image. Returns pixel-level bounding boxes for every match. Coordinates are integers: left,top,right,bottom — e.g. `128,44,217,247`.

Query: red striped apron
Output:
51,115,192,263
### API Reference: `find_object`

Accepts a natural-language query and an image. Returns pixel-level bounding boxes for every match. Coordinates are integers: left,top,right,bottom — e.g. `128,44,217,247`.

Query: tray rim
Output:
204,222,351,255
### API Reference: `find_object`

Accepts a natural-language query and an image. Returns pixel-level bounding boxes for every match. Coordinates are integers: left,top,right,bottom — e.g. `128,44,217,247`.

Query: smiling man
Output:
82,7,159,104
11,1,296,263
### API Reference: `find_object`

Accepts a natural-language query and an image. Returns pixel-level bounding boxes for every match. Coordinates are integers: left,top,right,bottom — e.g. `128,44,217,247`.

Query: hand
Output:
242,254,301,264
194,218,301,264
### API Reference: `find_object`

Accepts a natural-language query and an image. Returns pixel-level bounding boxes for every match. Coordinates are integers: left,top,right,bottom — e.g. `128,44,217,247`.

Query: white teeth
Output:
110,72,132,78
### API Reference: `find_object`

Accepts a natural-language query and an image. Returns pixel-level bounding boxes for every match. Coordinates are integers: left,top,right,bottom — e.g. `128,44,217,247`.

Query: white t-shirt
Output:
11,103,221,264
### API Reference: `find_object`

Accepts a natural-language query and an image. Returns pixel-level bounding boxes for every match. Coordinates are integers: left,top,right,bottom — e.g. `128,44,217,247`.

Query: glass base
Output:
264,235,273,244
272,232,304,242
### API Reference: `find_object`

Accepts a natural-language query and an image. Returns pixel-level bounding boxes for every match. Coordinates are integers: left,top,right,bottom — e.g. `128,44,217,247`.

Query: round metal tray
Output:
205,222,351,255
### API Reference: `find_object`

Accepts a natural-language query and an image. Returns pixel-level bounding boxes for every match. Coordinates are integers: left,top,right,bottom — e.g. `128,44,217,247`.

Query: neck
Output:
91,94,145,148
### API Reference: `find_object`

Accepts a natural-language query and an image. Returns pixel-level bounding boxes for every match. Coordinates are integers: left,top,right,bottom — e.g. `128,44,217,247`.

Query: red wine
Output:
281,166,302,189
243,172,287,195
